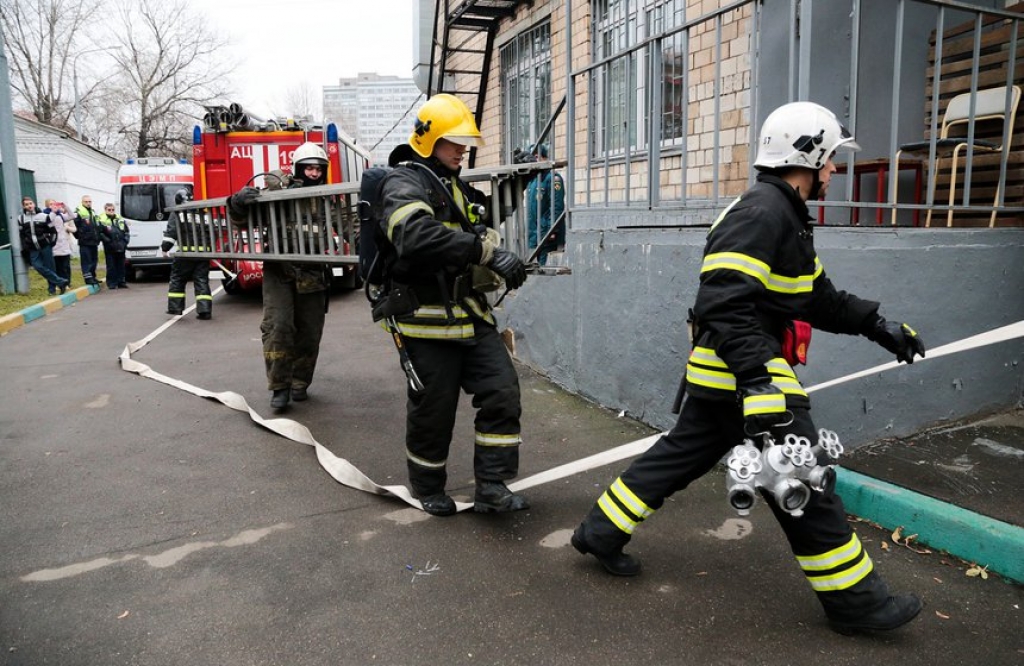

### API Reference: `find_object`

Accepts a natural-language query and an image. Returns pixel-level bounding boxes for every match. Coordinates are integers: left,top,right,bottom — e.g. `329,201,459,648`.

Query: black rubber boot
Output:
571,524,642,577
197,312,211,320
167,309,183,316
418,493,457,517
291,386,308,402
473,481,529,513
270,389,290,410
828,594,923,634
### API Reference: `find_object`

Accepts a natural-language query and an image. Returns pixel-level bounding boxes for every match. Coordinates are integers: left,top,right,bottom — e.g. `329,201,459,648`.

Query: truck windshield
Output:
121,183,194,221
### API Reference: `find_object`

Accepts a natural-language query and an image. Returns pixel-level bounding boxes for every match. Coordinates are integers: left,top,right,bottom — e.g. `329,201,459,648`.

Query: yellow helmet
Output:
409,93,485,158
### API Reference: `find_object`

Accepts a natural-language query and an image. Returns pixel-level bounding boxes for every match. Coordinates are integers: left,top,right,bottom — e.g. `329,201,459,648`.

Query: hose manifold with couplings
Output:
724,429,842,518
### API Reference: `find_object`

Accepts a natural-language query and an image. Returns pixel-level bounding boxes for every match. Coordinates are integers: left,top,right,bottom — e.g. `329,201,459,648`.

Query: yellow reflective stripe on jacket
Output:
767,359,798,378
387,201,433,240
686,364,737,391
450,181,478,224
765,257,823,294
701,252,771,286
412,305,470,319
687,348,806,397
475,432,521,447
461,296,496,325
709,196,741,233
690,347,729,369
392,321,475,339
743,392,786,415
702,252,822,295
771,375,807,397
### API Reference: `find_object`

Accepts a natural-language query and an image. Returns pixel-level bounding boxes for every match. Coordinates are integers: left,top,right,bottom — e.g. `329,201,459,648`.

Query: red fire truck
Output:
191,104,370,293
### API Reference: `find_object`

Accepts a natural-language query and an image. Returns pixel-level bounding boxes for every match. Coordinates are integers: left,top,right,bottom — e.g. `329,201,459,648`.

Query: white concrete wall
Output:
2,117,119,209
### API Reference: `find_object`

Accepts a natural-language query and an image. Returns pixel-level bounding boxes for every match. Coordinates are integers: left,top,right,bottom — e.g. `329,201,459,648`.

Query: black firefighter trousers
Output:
578,395,891,620
402,324,521,498
167,258,212,315
261,264,326,392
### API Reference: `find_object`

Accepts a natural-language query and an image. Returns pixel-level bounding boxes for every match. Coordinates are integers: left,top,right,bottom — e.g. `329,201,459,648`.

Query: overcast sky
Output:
182,0,420,118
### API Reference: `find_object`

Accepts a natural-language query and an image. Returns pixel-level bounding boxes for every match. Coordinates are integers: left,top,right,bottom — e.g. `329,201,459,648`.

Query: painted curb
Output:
837,466,1024,583
0,284,102,335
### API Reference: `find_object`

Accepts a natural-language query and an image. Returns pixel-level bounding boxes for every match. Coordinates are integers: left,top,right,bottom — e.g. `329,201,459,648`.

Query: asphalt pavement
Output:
0,278,1021,665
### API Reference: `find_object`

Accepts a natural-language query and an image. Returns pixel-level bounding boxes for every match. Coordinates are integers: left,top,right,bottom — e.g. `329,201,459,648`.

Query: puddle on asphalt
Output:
703,518,753,540
540,528,573,548
20,522,293,582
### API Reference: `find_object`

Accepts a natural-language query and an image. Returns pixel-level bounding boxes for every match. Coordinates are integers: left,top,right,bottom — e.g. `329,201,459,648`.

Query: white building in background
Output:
323,73,423,165
5,116,119,207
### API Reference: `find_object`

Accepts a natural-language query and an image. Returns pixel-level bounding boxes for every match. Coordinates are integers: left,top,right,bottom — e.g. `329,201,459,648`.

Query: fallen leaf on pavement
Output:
965,564,989,580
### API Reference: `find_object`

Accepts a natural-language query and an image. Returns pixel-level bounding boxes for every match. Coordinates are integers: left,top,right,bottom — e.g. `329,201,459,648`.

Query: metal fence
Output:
568,0,1023,228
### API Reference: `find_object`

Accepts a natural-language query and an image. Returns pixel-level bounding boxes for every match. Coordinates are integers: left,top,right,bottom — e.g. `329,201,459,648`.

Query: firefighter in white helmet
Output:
571,101,926,634
374,93,529,516
227,141,332,410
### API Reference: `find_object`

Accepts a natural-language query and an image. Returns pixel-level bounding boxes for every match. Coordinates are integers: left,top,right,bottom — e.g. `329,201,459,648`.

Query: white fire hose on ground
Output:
119,316,1024,512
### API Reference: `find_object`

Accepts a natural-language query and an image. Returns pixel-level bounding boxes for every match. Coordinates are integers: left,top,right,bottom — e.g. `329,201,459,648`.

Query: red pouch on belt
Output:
782,320,812,366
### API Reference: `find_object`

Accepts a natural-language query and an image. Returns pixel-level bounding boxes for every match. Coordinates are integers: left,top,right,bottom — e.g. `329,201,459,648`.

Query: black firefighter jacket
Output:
378,146,492,341
685,173,880,408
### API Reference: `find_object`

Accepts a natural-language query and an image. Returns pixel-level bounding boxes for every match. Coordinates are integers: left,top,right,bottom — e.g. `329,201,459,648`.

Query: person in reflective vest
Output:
97,203,130,289
377,93,530,516
570,102,927,635
161,189,212,319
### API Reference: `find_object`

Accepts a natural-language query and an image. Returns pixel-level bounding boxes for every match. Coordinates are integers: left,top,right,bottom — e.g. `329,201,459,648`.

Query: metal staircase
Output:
429,0,528,166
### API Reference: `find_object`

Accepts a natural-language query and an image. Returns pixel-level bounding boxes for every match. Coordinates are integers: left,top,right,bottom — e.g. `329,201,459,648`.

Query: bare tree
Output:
96,0,235,158
280,81,323,122
0,0,103,130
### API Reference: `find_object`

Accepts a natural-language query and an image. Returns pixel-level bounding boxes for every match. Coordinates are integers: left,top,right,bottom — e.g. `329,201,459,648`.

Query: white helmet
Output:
292,142,328,169
754,102,860,170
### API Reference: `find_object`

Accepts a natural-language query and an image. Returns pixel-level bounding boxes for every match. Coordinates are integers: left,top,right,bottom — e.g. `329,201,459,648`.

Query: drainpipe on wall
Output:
413,0,436,95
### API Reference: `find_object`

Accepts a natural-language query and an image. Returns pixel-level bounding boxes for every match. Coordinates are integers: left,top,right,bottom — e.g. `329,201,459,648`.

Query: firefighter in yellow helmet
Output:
227,141,332,410
571,102,926,634
374,93,529,516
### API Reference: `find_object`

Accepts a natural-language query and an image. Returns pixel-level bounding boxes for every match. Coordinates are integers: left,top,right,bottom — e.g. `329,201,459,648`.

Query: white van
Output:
117,157,193,278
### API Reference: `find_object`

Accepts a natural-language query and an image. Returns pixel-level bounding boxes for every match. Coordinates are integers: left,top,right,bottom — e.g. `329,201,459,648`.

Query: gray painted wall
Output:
501,222,1024,449
501,0,1024,447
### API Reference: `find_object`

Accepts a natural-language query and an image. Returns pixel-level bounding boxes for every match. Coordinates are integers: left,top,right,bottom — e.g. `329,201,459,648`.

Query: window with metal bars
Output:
591,0,687,158
500,21,553,161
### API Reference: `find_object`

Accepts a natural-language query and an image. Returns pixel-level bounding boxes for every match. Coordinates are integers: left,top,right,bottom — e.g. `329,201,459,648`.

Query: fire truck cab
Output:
191,105,370,293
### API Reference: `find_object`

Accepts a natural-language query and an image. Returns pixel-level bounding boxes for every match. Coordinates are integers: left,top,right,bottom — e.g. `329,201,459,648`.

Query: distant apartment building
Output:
323,73,423,165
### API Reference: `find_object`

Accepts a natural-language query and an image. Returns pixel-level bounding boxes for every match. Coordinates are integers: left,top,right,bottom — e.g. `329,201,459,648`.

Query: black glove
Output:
866,317,926,364
489,247,527,290
228,186,260,219
737,379,792,435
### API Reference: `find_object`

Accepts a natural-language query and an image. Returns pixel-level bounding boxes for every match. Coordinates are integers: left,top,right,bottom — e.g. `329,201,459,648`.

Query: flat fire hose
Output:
120,309,1024,512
